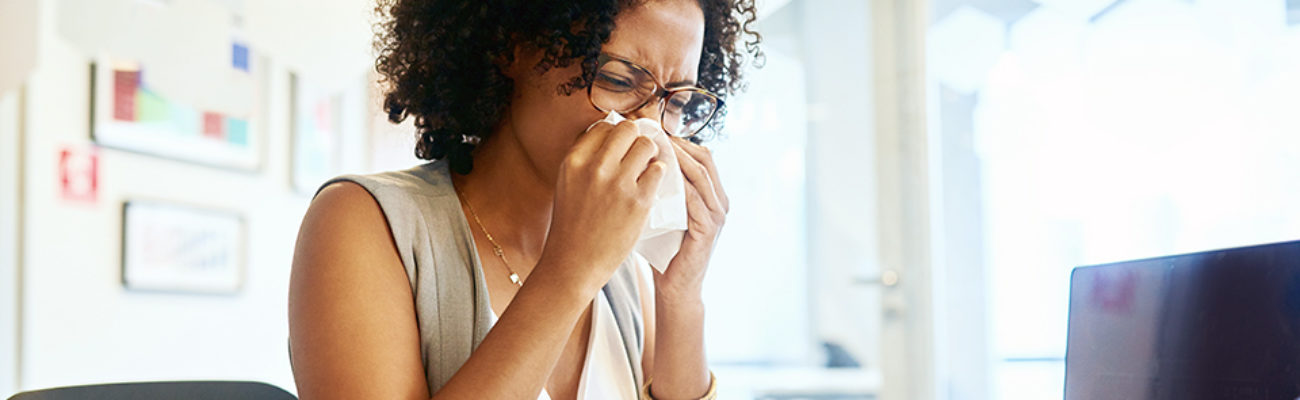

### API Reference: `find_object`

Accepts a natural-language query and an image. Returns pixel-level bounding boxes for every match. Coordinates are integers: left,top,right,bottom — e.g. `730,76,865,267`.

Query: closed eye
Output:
595,72,636,92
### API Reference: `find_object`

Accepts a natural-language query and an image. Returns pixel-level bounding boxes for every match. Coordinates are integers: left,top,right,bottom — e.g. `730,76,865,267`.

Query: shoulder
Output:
293,181,405,302
300,181,393,255
314,161,456,222
293,168,422,309
318,161,453,199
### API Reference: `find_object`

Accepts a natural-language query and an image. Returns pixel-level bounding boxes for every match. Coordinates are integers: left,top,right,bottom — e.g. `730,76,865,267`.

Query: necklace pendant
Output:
509,273,522,286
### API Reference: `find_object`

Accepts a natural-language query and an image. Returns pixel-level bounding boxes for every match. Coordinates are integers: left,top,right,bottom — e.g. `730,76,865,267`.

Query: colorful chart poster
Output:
91,49,265,170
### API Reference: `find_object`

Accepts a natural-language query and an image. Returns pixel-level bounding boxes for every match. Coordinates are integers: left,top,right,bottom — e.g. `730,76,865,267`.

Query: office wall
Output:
13,0,397,395
2,86,23,398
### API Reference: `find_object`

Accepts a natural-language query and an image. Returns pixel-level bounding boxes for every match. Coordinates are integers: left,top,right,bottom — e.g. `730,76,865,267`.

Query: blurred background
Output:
1,0,1298,399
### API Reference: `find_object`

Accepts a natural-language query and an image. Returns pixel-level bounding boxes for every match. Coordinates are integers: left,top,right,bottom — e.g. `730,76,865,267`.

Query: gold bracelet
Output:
640,371,717,400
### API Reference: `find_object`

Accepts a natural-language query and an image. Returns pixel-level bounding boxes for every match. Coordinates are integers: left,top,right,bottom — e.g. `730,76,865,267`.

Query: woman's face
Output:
501,0,705,186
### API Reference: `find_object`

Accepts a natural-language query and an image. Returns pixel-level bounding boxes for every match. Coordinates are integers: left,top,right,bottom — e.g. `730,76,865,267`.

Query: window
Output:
930,1,1300,398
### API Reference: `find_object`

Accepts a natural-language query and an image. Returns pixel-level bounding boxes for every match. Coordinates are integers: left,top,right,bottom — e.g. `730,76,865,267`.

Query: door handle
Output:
853,269,900,288
853,269,904,319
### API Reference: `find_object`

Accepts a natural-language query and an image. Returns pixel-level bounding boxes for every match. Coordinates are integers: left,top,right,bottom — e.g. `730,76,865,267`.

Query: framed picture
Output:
90,47,266,170
121,200,245,294
291,72,365,193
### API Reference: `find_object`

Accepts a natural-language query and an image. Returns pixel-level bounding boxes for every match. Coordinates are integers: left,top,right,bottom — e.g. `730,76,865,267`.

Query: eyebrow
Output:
665,79,697,88
611,51,698,88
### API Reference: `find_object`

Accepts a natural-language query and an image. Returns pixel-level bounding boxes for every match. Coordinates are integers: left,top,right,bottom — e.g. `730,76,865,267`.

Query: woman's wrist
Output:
533,249,625,297
654,282,704,314
653,269,705,307
650,282,710,400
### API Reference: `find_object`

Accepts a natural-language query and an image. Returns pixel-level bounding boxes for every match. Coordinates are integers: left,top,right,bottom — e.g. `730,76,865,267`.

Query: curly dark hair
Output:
374,0,763,174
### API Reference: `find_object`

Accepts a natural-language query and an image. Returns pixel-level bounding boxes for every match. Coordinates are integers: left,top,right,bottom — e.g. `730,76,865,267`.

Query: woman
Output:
288,0,760,398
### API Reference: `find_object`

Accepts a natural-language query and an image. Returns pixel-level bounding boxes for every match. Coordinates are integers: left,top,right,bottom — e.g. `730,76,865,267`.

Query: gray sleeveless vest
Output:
307,160,644,395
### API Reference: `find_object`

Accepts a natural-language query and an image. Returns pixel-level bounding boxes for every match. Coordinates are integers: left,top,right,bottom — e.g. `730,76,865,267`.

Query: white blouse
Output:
488,286,640,400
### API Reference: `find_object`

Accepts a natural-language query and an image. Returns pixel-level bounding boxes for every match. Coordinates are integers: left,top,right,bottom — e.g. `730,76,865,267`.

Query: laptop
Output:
1064,240,1300,399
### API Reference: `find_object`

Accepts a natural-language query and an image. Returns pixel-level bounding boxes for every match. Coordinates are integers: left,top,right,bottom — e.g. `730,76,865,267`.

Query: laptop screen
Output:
1065,240,1300,399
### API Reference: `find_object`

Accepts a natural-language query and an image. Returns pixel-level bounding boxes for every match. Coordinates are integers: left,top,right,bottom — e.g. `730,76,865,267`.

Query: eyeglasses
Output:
587,53,723,140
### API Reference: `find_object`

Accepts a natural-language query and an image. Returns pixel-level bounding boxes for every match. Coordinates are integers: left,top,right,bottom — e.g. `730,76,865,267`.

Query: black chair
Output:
7,381,296,400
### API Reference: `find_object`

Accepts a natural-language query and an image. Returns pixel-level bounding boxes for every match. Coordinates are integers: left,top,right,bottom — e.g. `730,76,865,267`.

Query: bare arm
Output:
639,247,710,400
649,278,710,399
288,182,597,399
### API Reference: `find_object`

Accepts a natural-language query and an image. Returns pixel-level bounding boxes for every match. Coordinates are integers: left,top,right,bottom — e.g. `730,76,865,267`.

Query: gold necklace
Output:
456,188,524,287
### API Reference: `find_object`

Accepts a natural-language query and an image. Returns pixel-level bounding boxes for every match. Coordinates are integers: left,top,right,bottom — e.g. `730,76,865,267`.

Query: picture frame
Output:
90,48,267,171
120,200,245,294
290,71,366,194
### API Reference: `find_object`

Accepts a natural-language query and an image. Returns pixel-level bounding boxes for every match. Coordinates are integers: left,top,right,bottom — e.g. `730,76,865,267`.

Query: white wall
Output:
12,0,389,396
1,86,23,398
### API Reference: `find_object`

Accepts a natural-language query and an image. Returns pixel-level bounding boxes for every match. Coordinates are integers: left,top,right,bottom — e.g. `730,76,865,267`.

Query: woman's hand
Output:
642,137,727,399
657,137,729,301
540,120,667,294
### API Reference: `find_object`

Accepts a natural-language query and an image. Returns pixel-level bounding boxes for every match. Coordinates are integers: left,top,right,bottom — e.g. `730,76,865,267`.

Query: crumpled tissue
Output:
595,111,688,273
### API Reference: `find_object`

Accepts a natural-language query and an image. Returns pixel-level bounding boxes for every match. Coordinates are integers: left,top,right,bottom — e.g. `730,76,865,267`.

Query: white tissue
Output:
598,111,688,273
